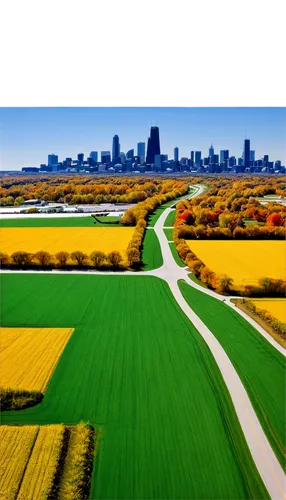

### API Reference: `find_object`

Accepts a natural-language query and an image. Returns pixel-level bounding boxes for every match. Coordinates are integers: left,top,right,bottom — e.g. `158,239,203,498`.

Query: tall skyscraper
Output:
48,154,58,166
146,126,160,164
90,151,98,163
195,151,201,169
243,138,250,169
101,151,111,164
112,135,120,163
174,147,179,163
77,153,84,163
126,149,134,158
137,142,145,164
250,150,255,162
209,144,214,157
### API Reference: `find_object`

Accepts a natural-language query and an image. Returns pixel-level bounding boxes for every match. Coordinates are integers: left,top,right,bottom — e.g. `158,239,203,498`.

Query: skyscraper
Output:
48,154,58,166
250,150,255,162
112,135,120,163
174,147,179,163
146,126,160,164
77,153,84,163
101,151,111,164
243,138,250,169
90,151,98,163
195,151,201,169
137,142,145,164
209,144,214,157
126,149,134,159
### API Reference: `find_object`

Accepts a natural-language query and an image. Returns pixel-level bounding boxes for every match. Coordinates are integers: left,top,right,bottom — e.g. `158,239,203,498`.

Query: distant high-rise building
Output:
48,154,58,166
101,151,111,164
137,142,145,164
209,144,214,157
127,149,134,159
174,147,179,163
195,151,201,169
220,150,229,164
146,126,160,164
90,151,98,163
119,152,126,164
250,150,255,162
112,135,120,163
155,154,162,171
191,151,194,162
78,153,84,163
243,138,250,169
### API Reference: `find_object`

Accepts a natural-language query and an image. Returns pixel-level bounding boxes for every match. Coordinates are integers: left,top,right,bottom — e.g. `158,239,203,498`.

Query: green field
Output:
0,274,268,500
178,280,286,468
164,210,176,227
187,272,208,288
163,228,173,240
141,229,163,270
0,216,121,228
169,242,186,267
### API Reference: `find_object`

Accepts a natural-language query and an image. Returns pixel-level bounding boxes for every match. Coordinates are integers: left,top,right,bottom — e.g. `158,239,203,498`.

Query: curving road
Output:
1,184,285,498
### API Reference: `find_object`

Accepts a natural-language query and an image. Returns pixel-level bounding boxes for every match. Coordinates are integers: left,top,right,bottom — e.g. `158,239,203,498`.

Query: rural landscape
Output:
0,173,285,500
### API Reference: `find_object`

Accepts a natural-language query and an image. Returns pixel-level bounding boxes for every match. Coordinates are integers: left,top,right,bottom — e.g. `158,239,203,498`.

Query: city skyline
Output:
0,107,285,170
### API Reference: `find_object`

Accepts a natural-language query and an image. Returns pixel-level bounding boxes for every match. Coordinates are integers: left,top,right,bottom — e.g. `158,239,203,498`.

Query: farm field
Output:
178,280,286,468
0,215,122,228
0,327,73,391
169,242,186,267
163,228,173,240
0,227,135,260
141,229,163,271
186,240,286,286
0,274,268,500
251,299,286,323
164,209,176,227
0,423,94,500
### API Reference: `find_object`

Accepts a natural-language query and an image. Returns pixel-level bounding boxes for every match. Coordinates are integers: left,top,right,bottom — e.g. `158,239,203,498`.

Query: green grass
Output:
0,216,121,228
169,242,186,267
243,219,265,227
178,280,286,469
141,229,163,270
0,274,268,500
187,272,208,288
164,210,176,227
163,228,173,241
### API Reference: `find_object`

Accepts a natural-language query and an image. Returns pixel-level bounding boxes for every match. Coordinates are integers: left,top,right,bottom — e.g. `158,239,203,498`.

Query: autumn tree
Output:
200,267,215,287
71,251,88,266
11,251,32,266
127,247,140,267
34,251,53,267
90,251,105,267
214,274,233,293
266,212,282,226
0,252,10,266
106,251,123,267
55,251,70,267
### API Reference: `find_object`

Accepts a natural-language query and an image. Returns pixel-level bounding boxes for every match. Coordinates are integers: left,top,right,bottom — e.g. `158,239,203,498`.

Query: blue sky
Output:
0,108,285,170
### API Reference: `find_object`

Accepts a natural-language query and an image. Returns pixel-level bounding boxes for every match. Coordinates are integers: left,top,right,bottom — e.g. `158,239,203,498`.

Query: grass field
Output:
164,210,176,227
169,242,186,267
0,274,268,500
0,423,94,500
187,272,208,288
251,299,286,323
0,327,73,393
0,227,134,260
0,215,121,228
178,280,286,468
186,240,286,286
163,228,173,240
141,229,163,271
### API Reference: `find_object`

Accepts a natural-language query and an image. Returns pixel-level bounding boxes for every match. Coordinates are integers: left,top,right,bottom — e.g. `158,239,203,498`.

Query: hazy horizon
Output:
0,107,285,170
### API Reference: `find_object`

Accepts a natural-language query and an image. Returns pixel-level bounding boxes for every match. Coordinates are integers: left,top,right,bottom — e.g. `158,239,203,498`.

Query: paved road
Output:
1,184,285,497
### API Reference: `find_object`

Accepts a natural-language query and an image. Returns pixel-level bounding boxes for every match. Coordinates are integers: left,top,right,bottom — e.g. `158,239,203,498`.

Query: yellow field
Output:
0,424,94,500
252,299,286,323
0,425,39,500
186,240,286,286
18,425,65,500
0,227,135,260
0,328,73,392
